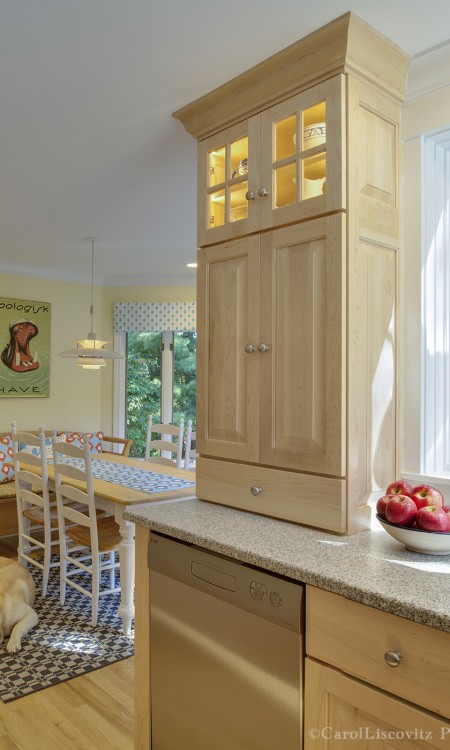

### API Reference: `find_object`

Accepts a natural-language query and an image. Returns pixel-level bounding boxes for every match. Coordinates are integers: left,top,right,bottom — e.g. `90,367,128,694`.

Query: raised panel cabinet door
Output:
197,237,260,462
197,118,260,247
305,658,450,750
259,75,345,231
259,215,346,475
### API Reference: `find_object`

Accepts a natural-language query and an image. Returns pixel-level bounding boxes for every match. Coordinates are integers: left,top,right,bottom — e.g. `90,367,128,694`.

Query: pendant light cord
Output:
90,238,95,333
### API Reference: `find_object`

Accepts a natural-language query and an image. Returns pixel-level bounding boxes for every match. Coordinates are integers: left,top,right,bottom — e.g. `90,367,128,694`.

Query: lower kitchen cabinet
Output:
304,658,450,749
305,586,450,748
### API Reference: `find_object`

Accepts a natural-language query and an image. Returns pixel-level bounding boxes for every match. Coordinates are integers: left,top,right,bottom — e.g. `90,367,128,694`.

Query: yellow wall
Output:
0,273,196,435
0,273,104,433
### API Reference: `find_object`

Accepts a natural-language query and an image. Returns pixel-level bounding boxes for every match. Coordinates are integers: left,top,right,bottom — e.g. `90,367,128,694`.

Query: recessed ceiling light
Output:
186,262,197,268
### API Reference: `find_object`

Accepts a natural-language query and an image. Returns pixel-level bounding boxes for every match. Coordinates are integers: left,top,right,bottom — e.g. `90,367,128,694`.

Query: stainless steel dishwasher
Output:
148,531,304,750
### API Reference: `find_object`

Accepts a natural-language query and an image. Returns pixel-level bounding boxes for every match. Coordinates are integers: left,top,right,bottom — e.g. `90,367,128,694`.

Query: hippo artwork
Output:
1,319,40,372
0,298,50,398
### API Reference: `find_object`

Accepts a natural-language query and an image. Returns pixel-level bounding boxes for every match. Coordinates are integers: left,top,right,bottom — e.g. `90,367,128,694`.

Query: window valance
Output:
113,302,196,333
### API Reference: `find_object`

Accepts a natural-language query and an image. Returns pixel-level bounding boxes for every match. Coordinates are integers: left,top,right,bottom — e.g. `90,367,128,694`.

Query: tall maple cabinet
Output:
174,12,410,534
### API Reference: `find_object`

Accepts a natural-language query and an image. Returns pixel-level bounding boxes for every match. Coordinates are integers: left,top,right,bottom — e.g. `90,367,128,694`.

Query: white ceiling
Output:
1,0,450,286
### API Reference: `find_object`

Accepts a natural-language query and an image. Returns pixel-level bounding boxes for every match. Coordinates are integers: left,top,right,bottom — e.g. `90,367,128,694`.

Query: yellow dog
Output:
0,557,38,652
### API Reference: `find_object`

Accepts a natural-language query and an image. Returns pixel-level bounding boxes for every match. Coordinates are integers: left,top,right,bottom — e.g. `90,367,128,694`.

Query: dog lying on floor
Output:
0,557,38,652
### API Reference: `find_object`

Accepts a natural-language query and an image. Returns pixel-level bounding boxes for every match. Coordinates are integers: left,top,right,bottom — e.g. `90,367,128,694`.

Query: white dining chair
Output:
52,438,121,626
145,416,184,468
184,420,198,471
12,423,60,596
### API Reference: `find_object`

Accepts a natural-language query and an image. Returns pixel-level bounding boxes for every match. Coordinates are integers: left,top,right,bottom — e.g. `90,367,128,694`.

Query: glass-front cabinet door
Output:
197,75,344,246
198,120,260,246
259,74,345,229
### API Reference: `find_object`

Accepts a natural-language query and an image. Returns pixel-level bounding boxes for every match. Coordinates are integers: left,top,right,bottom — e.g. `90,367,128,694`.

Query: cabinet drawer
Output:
196,457,346,532
306,586,450,720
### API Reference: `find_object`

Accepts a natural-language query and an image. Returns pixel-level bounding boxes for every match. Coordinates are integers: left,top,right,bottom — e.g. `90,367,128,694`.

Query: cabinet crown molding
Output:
173,12,410,141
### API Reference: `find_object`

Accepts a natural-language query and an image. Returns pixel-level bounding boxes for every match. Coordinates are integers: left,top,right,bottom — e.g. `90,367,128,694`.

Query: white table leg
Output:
115,506,136,636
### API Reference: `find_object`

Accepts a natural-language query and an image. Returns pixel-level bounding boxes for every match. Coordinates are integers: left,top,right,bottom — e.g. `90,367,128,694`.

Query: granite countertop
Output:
125,497,450,633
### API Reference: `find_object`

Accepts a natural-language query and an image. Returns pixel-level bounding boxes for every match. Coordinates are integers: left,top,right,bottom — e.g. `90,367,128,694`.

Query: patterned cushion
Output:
0,436,14,483
20,434,67,459
64,431,103,455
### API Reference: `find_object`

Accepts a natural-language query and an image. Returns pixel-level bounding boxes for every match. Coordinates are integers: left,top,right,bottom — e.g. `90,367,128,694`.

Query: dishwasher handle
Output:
191,561,237,592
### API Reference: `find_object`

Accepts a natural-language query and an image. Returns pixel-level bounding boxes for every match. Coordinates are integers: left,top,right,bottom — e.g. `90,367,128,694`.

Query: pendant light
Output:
59,237,123,369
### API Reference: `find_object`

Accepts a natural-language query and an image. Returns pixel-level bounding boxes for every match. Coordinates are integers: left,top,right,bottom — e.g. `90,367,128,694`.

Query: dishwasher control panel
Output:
149,531,303,632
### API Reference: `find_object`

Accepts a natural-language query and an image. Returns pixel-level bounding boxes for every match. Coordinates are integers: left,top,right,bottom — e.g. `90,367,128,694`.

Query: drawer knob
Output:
384,650,402,668
250,486,262,496
244,343,256,353
257,186,269,197
245,190,256,201
258,343,270,353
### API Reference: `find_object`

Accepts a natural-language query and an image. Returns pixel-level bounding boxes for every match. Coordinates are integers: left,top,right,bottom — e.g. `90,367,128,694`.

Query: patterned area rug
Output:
0,564,134,702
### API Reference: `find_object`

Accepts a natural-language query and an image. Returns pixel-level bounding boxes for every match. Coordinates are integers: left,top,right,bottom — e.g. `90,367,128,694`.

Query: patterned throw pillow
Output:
0,435,14,483
20,433,67,459
64,431,103,455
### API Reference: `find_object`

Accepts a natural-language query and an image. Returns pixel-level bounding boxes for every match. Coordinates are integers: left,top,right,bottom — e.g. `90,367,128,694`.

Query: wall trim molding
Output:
407,41,450,100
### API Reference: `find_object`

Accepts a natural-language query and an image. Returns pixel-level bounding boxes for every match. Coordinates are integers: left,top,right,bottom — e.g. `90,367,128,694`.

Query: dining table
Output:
30,452,196,635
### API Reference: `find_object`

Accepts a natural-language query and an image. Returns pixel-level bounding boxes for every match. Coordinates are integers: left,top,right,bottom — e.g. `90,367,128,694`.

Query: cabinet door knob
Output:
384,650,402,668
250,486,262,496
258,343,270,352
245,190,256,201
257,186,269,197
244,344,256,353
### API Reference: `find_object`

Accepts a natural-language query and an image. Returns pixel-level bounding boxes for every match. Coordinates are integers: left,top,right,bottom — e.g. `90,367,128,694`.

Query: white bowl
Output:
376,515,450,555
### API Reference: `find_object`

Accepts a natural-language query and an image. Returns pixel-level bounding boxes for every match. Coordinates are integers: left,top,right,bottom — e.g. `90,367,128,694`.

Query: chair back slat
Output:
21,488,46,509
145,416,184,467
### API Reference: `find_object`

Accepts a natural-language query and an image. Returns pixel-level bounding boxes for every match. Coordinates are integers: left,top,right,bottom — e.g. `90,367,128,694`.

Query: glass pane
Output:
230,137,248,179
302,154,326,200
173,332,197,430
274,162,296,208
229,182,248,222
209,147,225,187
208,190,225,228
275,114,296,161
302,102,326,150
126,332,162,457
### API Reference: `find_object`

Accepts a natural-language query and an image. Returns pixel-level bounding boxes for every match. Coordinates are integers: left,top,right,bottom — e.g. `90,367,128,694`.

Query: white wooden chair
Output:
52,438,121,626
12,423,59,596
184,420,198,471
144,416,184,468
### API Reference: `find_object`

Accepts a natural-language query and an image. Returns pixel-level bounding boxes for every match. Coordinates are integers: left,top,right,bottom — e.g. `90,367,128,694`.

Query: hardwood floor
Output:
0,536,135,750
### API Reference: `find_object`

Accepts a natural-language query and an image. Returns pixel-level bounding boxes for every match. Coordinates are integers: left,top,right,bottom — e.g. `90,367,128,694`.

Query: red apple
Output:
386,479,414,498
376,494,391,518
385,495,417,527
411,484,444,510
442,506,450,525
416,505,450,532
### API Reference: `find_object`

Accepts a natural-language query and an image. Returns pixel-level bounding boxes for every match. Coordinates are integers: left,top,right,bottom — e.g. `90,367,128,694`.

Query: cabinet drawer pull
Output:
250,486,262,496
384,650,402,668
257,186,269,197
258,343,270,352
244,344,256,353
245,190,256,201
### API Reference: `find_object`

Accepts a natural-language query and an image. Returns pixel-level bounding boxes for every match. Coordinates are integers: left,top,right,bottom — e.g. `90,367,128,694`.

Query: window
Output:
421,128,450,478
125,331,196,457
112,302,197,458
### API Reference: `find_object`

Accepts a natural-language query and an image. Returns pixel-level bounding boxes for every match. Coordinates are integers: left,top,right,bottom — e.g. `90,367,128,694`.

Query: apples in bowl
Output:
376,481,450,554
